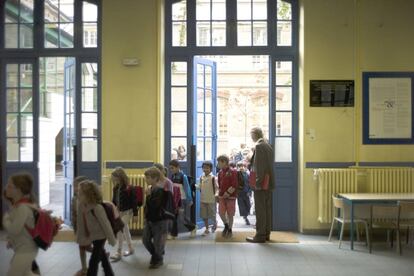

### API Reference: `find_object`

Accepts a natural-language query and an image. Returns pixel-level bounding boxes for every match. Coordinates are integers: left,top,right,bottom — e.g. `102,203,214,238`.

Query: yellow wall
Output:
300,0,414,231
102,0,161,164
101,0,414,232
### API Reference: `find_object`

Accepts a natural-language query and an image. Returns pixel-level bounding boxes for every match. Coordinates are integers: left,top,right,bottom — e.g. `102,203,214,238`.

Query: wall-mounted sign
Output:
310,80,354,107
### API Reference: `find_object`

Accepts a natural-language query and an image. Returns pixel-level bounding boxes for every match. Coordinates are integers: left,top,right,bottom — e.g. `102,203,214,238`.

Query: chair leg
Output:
398,229,402,255
328,219,335,242
364,222,369,247
356,223,360,242
339,222,344,249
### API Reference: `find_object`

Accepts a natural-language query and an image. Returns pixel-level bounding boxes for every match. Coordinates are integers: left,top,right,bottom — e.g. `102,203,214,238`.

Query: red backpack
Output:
22,204,61,251
127,185,144,208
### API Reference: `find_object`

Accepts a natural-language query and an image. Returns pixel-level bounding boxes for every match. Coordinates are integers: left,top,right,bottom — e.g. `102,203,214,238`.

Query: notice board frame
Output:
363,72,414,144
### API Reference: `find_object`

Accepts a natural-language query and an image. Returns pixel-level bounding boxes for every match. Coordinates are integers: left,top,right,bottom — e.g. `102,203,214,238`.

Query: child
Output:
110,167,137,262
169,159,196,237
154,163,173,193
196,161,218,236
77,180,116,276
236,162,252,225
3,173,38,276
142,167,170,269
217,155,238,238
72,176,90,276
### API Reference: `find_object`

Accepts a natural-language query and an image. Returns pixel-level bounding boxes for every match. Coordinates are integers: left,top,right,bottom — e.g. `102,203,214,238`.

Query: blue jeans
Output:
142,220,168,262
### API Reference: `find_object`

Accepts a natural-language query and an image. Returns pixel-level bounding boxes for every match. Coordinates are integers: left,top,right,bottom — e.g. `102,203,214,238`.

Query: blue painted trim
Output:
358,162,414,167
363,72,414,144
105,161,154,169
306,162,356,168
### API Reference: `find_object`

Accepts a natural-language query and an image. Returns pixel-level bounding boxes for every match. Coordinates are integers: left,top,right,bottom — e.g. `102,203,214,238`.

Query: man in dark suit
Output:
246,127,275,243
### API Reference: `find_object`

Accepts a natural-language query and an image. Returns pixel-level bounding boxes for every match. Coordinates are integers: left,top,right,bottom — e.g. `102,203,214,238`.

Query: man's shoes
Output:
149,260,163,269
246,236,266,243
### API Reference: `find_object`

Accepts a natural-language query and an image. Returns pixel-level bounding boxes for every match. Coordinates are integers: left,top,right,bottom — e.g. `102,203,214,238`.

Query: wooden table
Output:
338,193,414,250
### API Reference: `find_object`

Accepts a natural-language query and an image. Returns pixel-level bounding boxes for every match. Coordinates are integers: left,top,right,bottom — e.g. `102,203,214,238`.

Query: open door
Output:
63,58,76,224
192,57,217,227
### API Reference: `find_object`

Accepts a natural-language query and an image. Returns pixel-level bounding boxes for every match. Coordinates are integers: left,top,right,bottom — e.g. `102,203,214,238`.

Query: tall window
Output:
237,0,267,46
83,1,98,48
196,0,226,47
44,0,74,48
4,0,34,48
277,0,292,46
172,0,187,47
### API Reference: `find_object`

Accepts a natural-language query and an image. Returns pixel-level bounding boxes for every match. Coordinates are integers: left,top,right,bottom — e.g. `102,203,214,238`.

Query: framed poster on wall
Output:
363,72,414,144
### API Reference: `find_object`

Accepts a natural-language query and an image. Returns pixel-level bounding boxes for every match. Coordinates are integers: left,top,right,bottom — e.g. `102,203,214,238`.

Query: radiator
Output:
106,174,148,231
317,169,358,223
368,168,414,193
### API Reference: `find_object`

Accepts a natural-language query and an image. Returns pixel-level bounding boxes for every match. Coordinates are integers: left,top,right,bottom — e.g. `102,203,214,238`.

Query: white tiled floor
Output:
1,231,413,276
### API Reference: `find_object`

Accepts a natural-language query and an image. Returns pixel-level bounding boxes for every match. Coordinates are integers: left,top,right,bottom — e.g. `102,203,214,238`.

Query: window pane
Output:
237,21,251,46
197,22,211,46
20,64,33,87
45,23,59,48
6,65,18,87
171,138,187,160
276,86,292,111
171,87,187,111
82,138,98,162
197,113,204,136
253,21,267,46
171,62,187,86
205,89,212,112
276,112,291,136
277,0,292,20
5,24,18,48
205,113,212,136
83,23,97,47
212,0,226,20
20,0,34,23
276,61,292,85
253,0,267,20
82,63,98,87
45,1,59,22
171,112,187,136
172,0,187,20
275,137,291,162
172,22,187,47
20,138,33,162
7,89,18,112
60,23,74,48
212,21,226,46
205,138,212,160
7,138,19,161
20,89,33,112
197,0,211,20
277,21,292,46
197,88,204,112
20,24,33,48
82,88,98,112
60,0,75,22
237,0,252,20
20,114,33,137
7,114,18,137
81,113,98,137
205,66,212,89
197,138,205,160
83,2,98,21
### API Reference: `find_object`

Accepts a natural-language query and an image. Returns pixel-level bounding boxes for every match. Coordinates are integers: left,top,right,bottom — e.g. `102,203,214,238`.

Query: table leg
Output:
350,202,354,250
337,207,341,239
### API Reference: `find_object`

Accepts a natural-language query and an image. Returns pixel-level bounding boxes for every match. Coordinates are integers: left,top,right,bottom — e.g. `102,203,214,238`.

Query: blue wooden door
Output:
63,58,76,224
1,59,39,211
192,57,217,228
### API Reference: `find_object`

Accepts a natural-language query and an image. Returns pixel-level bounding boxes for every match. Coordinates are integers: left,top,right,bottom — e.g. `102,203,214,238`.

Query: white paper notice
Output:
369,78,412,139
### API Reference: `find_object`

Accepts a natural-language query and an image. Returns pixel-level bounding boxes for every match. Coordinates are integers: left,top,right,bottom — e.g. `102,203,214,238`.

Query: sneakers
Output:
149,259,164,269
75,269,87,276
202,228,210,236
191,228,197,237
110,252,122,262
123,249,135,257
211,223,217,233
222,224,229,237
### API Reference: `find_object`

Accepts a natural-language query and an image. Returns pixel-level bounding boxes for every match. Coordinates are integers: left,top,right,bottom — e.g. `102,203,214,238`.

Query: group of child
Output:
2,154,252,275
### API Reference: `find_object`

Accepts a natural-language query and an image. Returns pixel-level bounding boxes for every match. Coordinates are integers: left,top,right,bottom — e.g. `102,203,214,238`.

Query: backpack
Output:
24,205,61,251
127,185,144,208
162,191,176,220
92,202,124,235
236,171,245,194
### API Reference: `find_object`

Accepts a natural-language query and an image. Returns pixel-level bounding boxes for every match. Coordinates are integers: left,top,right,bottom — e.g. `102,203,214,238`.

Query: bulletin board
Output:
363,72,414,144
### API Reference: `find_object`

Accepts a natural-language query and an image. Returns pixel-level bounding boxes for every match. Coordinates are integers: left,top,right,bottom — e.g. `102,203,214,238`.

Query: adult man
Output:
246,127,275,243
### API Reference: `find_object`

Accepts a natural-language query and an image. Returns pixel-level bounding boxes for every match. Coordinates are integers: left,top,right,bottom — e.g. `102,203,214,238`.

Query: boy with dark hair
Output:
169,160,196,237
196,161,218,236
216,155,238,238
236,162,252,225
